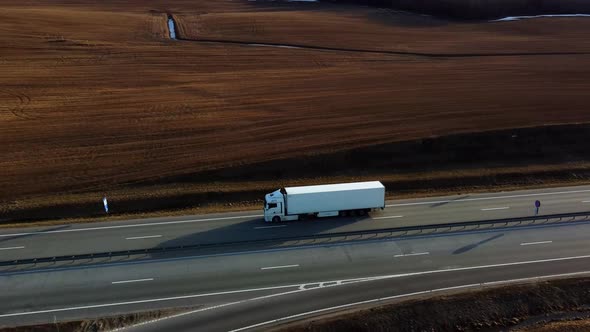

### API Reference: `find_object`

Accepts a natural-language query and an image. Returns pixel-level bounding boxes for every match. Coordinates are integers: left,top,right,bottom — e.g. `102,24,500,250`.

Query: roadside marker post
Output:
103,196,109,214
535,200,541,216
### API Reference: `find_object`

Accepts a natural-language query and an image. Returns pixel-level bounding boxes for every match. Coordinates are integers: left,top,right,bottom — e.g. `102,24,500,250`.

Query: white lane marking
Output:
125,235,162,240
254,225,287,229
112,274,410,332
6,253,590,319
0,246,25,251
0,214,263,238
0,283,305,318
111,278,154,284
386,188,590,207
261,264,299,270
481,207,510,211
582,200,590,203
3,219,583,278
394,252,429,258
373,215,404,220
520,241,553,246
228,270,590,332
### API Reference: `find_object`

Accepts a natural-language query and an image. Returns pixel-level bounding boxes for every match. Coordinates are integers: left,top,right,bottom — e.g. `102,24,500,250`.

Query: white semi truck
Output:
264,181,385,222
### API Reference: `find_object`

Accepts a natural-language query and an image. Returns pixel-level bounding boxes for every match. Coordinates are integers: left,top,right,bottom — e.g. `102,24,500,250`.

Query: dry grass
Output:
4,161,590,227
1,0,590,222
517,319,590,332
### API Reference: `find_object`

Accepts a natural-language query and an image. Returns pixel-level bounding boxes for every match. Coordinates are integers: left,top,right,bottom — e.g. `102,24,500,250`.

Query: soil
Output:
275,277,590,332
517,318,590,332
1,0,590,224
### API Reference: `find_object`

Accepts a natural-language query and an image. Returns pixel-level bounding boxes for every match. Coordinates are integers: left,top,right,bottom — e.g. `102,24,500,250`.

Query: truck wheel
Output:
272,216,281,223
357,209,366,216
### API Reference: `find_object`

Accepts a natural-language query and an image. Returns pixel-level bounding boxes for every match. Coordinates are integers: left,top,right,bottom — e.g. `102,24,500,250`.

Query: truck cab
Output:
264,189,285,222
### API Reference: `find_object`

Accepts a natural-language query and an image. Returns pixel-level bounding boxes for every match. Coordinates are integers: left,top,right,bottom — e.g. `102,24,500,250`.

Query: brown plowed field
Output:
1,0,590,220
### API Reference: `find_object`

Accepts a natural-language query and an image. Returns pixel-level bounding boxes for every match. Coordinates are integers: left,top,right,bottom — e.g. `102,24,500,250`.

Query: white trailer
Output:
263,181,385,222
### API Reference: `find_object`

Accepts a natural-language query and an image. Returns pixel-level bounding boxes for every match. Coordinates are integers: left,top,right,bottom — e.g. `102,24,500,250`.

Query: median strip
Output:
3,211,589,269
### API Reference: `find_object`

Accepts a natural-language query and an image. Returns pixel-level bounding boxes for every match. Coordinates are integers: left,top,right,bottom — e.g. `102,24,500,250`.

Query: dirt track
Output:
1,0,590,220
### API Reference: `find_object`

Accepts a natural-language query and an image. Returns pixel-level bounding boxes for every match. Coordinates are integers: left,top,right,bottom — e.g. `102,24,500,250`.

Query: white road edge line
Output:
0,282,314,318
373,215,404,220
111,278,154,285
385,188,590,207
125,235,162,240
0,214,264,238
227,270,590,332
481,207,510,211
582,200,590,203
0,246,25,251
394,252,429,258
7,254,590,320
261,264,300,270
254,225,287,229
520,241,553,246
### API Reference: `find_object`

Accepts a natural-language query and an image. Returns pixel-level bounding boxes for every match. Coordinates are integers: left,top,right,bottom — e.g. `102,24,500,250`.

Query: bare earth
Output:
518,319,590,332
1,0,590,221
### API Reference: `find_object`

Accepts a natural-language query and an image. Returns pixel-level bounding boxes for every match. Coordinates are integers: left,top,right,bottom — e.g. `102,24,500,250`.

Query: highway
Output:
1,185,590,260
2,185,590,331
3,215,590,330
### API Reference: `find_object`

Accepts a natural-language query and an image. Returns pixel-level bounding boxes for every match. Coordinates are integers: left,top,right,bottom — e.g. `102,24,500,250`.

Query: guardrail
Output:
1,211,589,268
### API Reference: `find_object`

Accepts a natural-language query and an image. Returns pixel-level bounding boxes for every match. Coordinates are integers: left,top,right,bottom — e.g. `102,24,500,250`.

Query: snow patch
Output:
493,14,590,22
168,17,177,40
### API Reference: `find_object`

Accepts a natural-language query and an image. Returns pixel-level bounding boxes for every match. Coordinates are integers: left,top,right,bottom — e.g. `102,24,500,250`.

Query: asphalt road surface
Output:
1,185,590,261
3,195,590,330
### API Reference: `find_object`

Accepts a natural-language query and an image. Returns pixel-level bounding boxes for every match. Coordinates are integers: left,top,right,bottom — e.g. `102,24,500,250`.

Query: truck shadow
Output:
452,233,504,255
151,215,371,259
0,225,71,243
430,195,469,208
